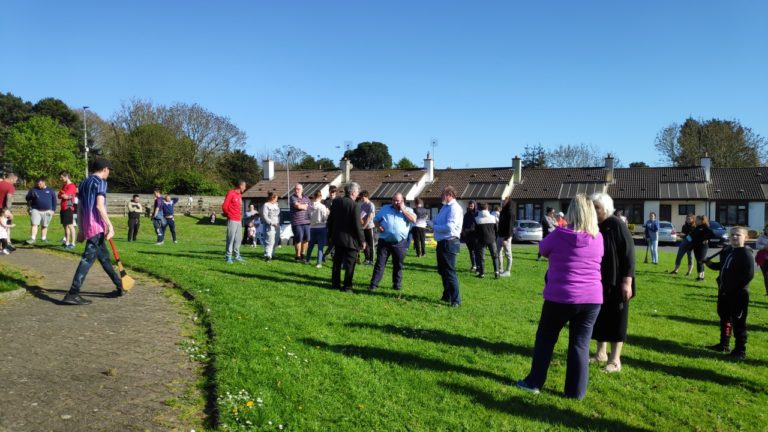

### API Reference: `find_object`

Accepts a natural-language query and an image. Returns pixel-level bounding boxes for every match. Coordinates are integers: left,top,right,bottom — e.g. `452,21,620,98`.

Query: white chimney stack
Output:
423,152,434,183
604,154,615,183
512,156,522,185
340,158,353,184
701,153,711,182
262,158,275,181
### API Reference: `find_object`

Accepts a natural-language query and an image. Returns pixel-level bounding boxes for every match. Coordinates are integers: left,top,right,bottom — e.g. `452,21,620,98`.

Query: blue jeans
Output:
437,238,461,305
152,218,165,242
647,233,658,264
524,301,601,399
306,227,327,264
162,218,177,242
68,233,122,294
369,238,407,290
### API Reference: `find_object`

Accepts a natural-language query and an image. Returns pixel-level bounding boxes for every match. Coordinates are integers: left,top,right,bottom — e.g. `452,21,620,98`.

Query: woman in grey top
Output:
260,192,280,260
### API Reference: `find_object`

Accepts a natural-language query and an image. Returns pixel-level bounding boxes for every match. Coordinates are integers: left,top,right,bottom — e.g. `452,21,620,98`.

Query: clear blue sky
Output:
2,1,766,169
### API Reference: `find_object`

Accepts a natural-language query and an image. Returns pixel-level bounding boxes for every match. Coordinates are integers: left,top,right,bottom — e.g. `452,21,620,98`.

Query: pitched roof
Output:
510,168,606,200
708,167,768,201
420,167,514,199
242,169,340,198
349,169,425,199
608,167,707,200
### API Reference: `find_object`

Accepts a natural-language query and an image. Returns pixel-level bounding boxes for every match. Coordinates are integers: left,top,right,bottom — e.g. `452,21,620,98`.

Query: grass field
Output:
2,215,767,431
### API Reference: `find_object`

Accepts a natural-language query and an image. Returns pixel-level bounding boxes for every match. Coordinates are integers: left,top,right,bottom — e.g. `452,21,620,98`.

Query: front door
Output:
660,204,671,221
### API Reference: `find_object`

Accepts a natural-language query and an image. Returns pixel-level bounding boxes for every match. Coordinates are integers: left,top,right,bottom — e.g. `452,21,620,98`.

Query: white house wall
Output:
749,202,765,230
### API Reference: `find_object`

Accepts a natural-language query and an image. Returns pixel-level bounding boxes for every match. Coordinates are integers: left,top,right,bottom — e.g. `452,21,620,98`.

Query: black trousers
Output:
411,226,426,256
127,217,140,241
717,289,749,351
332,245,359,290
363,228,375,262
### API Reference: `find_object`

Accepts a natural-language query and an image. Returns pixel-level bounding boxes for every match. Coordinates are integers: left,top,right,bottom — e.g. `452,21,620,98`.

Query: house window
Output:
517,203,542,222
615,201,643,224
717,203,747,226
678,204,696,216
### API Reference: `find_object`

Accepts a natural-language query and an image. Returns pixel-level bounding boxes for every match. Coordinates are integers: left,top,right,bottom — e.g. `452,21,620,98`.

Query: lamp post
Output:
82,106,89,178
286,150,292,200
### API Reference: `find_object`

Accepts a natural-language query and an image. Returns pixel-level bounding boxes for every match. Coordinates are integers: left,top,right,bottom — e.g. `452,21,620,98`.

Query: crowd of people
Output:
0,160,762,399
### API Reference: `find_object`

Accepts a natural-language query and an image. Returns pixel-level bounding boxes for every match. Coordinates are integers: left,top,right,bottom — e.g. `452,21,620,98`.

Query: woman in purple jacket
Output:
517,194,604,400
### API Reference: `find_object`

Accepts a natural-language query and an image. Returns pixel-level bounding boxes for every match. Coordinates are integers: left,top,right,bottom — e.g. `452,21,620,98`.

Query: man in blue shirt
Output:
25,177,57,244
368,193,416,292
433,186,464,306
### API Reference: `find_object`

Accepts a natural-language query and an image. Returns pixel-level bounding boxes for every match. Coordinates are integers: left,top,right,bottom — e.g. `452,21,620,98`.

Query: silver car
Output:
513,220,543,242
657,221,678,244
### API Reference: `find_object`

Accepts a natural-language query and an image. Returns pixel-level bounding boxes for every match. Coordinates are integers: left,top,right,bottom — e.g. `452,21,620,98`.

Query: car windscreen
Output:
519,222,541,229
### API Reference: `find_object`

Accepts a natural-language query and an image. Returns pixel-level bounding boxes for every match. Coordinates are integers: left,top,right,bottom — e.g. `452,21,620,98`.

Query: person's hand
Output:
621,278,633,302
362,241,367,251
378,225,384,232
105,223,115,240
502,239,508,247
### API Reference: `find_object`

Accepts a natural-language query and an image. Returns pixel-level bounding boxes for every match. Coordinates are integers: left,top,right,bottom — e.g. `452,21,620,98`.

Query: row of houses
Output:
242,154,768,231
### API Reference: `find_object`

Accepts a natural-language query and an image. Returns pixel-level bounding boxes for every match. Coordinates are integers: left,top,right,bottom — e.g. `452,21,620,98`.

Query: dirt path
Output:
0,248,203,431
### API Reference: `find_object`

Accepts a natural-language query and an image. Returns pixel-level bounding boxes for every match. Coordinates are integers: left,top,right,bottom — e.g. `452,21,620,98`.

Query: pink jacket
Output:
539,227,604,304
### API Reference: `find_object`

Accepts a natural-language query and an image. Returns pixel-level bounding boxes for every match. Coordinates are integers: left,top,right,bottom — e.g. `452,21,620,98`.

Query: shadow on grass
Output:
302,337,512,384
346,323,531,356
623,355,765,392
441,382,653,432
358,288,443,304
0,270,29,294
138,250,228,260
659,314,768,333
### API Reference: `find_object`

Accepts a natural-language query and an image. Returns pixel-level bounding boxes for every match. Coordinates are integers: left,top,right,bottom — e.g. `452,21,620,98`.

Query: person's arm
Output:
401,206,417,224
617,221,636,300
96,195,114,240
538,230,555,257
50,189,57,212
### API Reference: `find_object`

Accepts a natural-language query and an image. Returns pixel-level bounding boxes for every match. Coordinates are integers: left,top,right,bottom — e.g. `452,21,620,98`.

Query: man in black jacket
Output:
497,196,515,276
327,182,366,293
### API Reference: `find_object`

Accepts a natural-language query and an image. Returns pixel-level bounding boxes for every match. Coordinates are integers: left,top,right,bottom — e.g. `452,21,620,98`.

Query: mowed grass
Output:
4,215,768,431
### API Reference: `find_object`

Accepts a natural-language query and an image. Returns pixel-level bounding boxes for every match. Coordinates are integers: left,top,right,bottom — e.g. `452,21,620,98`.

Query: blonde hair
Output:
566,194,599,237
730,226,748,236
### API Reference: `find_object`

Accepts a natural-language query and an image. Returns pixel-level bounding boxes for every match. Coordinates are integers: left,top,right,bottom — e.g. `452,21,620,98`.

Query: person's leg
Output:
315,228,326,265
411,228,421,256
686,249,693,275
127,219,135,241
369,240,390,289
593,341,608,362
391,240,407,290
40,222,49,241
29,224,38,242
489,242,500,275
364,229,374,263
732,290,749,355
301,225,310,258
67,236,100,294
225,221,237,259
523,301,569,390
168,219,177,242
307,228,318,262
467,238,477,269
564,304,601,399
650,238,658,264
95,235,123,290
761,262,768,295
474,241,485,276
292,224,302,258
436,241,450,301
265,227,275,258
343,247,358,290
331,245,344,289
233,223,242,259
160,221,168,243
445,239,461,305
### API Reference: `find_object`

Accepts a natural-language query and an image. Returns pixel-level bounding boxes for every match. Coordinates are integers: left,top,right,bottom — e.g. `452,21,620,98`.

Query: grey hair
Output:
344,182,360,195
590,192,615,216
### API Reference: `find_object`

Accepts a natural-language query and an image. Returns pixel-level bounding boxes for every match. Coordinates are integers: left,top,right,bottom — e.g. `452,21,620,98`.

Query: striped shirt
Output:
78,175,108,240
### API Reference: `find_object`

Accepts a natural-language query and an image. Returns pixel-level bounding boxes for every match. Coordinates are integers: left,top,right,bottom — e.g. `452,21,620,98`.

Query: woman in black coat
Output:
461,200,479,272
590,193,636,373
689,215,713,281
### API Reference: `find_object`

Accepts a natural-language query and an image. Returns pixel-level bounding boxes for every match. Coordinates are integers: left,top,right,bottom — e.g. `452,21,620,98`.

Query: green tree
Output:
0,92,33,127
345,141,392,169
521,144,547,168
546,144,604,168
656,118,766,167
217,150,261,186
394,157,417,169
32,98,79,131
5,116,84,182
629,161,650,168
273,145,309,169
316,157,336,169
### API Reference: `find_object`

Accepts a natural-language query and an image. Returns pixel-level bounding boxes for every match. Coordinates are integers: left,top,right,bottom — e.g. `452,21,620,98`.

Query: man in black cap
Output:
63,158,123,305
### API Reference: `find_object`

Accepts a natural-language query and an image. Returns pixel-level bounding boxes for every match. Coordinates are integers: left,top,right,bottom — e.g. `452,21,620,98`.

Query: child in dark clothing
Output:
703,226,753,360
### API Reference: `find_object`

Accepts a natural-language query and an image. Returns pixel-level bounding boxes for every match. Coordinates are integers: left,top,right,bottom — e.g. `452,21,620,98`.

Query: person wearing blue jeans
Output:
69,233,124,298
368,193,416,291
306,191,329,267
433,186,463,306
644,212,659,264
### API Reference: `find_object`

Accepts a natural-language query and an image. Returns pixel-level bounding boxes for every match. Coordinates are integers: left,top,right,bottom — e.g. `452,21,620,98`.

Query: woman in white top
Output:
260,192,280,260
306,191,330,268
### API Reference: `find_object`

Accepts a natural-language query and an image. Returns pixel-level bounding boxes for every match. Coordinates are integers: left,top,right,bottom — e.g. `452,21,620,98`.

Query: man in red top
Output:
222,180,247,263
0,171,18,251
58,171,78,249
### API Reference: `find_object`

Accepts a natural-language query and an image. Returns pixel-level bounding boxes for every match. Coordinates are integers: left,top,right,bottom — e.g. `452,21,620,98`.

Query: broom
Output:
108,238,135,291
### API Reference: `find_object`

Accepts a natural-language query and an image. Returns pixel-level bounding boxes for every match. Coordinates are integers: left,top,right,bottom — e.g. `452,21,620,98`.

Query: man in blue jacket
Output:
25,177,57,244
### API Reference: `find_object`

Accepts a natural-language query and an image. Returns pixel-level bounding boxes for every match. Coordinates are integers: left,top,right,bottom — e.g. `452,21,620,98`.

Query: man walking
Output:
497,196,515,276
223,180,246,263
0,172,18,250
322,185,337,261
151,188,165,245
433,186,463,307
127,195,143,241
368,192,416,292
62,158,123,305
25,177,56,244
359,191,376,265
58,171,78,249
327,182,365,293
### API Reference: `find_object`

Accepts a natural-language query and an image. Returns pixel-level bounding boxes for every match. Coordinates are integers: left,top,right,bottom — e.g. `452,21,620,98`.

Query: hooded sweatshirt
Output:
539,227,604,304
475,210,498,245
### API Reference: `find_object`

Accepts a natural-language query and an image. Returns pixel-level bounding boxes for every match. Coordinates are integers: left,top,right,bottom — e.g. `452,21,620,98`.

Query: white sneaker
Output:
500,271,511,277
316,264,322,269
1,249,9,255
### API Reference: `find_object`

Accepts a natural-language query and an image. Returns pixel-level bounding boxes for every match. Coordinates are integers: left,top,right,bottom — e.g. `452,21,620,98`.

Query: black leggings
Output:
674,240,693,268
411,227,426,256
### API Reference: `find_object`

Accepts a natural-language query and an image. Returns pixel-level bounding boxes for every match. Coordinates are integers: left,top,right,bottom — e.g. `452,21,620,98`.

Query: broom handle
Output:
108,238,120,261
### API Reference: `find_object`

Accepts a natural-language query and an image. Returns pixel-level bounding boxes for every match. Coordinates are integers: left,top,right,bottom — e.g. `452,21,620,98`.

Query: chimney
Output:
604,153,615,183
423,152,434,183
512,155,522,185
262,158,275,181
701,152,711,182
340,157,353,184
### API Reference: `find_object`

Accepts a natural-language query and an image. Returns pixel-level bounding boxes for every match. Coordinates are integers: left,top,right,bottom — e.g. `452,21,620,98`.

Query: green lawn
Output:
0,262,30,294
4,215,767,431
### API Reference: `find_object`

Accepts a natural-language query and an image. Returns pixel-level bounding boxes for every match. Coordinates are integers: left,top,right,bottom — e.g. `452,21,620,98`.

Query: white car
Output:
657,221,678,244
513,220,543,242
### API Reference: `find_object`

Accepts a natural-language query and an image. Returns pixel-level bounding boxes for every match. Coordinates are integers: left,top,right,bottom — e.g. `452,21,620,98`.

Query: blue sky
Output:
2,1,766,169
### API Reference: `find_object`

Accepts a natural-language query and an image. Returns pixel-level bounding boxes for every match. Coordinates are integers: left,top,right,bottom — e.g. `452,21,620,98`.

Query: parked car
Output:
657,221,678,244
513,220,543,242
709,221,729,247
279,209,294,245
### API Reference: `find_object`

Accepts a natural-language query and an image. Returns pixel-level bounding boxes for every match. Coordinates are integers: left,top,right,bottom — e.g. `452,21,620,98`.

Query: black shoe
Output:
368,286,377,292
494,272,500,279
62,293,92,305
729,349,746,360
707,343,729,353
6,244,16,252
111,287,126,297
476,273,485,279
393,287,401,291
342,287,354,294
440,296,450,302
